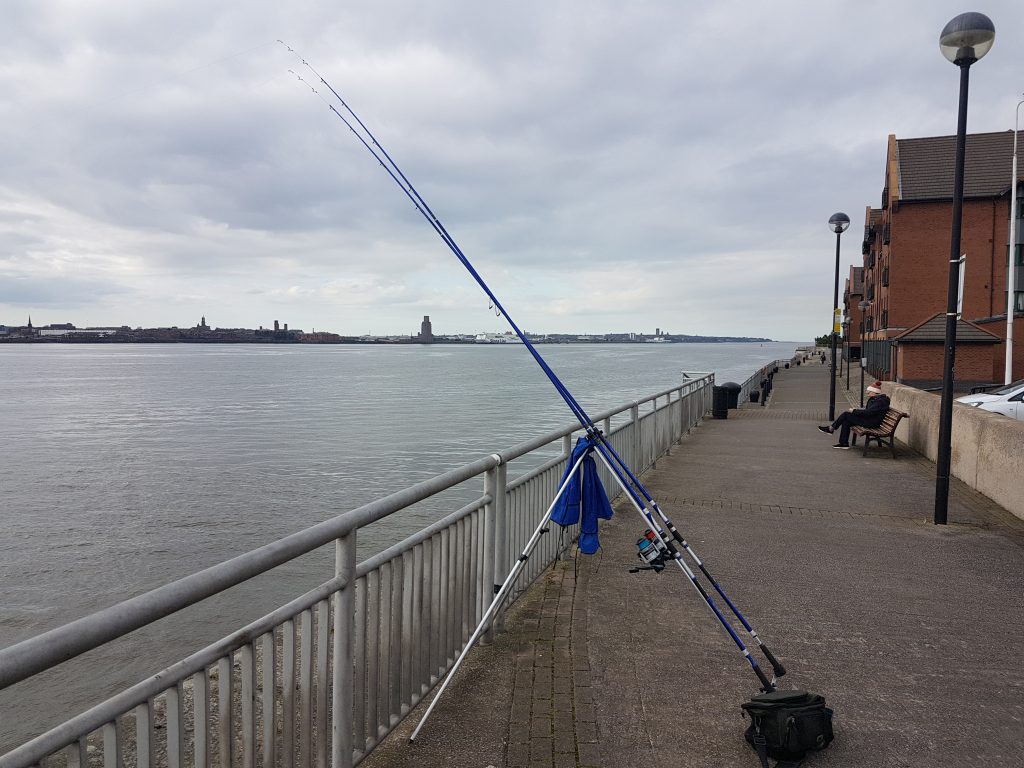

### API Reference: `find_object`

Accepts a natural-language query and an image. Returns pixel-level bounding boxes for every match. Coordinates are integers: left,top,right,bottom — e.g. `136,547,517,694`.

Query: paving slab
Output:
362,361,1024,768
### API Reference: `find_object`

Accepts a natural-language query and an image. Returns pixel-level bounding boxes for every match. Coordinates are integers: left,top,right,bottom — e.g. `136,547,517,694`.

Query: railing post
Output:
332,532,356,768
677,386,685,440
630,402,641,471
482,459,498,644
488,460,508,638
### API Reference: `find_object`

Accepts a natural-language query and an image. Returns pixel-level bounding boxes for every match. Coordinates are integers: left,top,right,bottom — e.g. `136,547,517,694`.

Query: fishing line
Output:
282,42,785,688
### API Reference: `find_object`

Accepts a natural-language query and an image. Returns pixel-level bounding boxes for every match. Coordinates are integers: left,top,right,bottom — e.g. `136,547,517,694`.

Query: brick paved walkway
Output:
362,359,1024,768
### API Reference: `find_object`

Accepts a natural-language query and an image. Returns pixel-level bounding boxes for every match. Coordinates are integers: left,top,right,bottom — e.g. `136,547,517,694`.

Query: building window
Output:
1011,244,1024,267
867,285,875,301
882,267,889,287
881,310,888,329
1008,291,1024,313
866,316,874,332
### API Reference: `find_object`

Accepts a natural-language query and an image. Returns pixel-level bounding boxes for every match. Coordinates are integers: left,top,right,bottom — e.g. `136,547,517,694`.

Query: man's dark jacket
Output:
845,393,891,428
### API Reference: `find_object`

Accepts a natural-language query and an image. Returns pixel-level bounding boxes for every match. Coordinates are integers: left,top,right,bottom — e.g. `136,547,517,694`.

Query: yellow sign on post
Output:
833,308,842,334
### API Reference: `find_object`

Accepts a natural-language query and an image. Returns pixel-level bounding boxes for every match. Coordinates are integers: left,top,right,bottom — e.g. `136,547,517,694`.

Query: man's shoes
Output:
832,444,850,450
817,425,833,434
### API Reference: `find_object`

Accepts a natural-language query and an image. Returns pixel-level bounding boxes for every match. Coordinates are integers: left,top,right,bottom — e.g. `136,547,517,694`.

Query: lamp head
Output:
828,212,850,234
939,12,995,65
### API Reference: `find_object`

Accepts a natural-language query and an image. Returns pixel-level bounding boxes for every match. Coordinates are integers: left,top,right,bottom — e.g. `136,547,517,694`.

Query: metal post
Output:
829,230,842,421
845,330,851,390
936,62,973,526
332,532,356,768
483,457,507,641
1007,98,1023,384
860,356,866,407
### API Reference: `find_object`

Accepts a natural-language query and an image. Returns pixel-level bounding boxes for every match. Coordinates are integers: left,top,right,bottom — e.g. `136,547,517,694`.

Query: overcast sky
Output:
1,1,1021,340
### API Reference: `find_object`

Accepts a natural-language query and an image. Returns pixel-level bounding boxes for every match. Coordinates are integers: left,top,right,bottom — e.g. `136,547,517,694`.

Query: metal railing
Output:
736,359,788,406
0,374,714,768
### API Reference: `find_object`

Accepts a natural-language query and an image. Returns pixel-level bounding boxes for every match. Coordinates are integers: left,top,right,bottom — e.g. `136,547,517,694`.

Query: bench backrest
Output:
879,408,909,431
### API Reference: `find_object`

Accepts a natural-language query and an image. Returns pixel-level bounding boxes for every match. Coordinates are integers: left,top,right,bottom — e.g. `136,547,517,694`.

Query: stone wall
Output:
884,382,1024,521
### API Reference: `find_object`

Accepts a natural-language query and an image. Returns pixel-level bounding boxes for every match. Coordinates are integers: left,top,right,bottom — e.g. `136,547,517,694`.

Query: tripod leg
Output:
409,449,590,741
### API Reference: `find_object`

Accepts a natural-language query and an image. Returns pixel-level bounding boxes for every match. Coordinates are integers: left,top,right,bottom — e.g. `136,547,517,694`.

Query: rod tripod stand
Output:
409,449,589,741
410,435,786,741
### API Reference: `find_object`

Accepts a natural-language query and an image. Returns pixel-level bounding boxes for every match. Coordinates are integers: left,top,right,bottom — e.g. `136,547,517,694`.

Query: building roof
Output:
895,131,1017,202
892,313,1000,343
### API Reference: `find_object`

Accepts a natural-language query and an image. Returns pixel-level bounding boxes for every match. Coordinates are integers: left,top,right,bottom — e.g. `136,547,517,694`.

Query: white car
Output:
956,379,1024,421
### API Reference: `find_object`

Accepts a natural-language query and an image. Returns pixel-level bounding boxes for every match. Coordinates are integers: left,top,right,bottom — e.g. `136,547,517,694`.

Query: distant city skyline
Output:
0,314,778,342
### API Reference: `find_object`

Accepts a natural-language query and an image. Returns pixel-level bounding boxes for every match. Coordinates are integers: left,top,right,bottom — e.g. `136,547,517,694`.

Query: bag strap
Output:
751,730,770,768
751,717,805,768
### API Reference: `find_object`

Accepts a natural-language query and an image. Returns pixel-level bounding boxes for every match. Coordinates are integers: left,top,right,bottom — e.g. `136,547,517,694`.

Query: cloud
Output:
0,0,1020,340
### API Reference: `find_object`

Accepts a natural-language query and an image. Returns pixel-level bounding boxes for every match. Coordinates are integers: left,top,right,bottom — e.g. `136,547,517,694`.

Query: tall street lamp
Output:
827,212,850,421
935,12,996,526
1006,95,1024,384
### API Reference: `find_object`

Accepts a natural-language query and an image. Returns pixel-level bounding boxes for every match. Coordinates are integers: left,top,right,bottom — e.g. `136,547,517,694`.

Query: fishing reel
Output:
629,529,670,573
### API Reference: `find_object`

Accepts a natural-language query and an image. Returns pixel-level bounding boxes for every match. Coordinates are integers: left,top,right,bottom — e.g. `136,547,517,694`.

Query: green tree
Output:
814,333,835,347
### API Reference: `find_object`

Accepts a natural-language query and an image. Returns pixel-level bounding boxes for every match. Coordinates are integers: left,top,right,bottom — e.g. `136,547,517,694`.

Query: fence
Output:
736,359,789,406
0,374,714,768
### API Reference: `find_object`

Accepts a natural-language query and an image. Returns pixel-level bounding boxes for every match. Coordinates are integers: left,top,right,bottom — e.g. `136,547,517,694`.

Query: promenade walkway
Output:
362,361,1024,768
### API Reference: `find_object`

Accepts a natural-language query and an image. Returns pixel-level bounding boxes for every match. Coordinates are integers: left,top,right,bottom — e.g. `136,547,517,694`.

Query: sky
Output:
1,1,1022,341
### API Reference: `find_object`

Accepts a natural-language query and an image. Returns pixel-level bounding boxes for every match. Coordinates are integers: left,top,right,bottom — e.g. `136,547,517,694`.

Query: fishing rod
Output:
282,42,785,689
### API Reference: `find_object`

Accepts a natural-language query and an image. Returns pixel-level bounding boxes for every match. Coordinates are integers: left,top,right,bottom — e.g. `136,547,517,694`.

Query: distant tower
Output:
274,320,280,332
656,327,661,337
198,316,209,329
27,315,33,329
419,315,434,343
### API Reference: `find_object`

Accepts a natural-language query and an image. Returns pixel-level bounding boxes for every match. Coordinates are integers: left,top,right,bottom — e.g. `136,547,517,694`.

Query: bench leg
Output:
888,437,897,459
862,436,870,457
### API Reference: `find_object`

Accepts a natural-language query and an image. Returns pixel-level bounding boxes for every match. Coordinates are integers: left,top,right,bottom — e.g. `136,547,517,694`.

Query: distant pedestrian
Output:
817,381,890,449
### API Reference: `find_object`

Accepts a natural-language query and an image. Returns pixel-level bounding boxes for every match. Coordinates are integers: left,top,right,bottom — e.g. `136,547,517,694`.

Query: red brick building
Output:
842,265,865,361
859,131,1024,389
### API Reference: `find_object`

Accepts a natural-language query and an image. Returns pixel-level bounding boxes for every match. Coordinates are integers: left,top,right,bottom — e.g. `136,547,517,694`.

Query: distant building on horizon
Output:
418,315,434,344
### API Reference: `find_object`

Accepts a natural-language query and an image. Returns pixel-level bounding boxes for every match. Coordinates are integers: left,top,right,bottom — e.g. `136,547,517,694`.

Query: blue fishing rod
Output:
282,43,785,690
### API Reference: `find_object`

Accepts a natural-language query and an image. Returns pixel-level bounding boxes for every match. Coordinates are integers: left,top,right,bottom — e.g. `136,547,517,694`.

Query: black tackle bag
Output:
741,689,833,767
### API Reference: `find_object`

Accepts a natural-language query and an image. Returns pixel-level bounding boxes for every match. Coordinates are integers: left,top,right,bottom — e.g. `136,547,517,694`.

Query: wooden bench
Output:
851,408,909,458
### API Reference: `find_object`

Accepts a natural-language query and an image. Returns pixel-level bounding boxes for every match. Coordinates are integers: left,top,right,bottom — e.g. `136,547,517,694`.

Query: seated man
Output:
817,382,891,449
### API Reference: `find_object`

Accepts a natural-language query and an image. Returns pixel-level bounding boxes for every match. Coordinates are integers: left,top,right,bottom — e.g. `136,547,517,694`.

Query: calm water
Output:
0,341,799,747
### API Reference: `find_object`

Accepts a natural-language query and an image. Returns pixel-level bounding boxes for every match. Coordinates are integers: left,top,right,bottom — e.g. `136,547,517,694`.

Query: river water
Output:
0,341,800,748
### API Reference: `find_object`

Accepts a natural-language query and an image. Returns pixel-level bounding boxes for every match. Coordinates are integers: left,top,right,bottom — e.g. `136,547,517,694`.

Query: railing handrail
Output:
0,375,713,693
0,575,349,768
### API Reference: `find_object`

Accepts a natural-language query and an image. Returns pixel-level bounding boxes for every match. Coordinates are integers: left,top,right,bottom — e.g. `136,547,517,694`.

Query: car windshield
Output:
988,379,1024,395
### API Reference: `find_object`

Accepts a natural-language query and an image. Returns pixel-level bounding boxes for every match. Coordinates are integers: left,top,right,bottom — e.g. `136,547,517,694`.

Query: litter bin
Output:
750,390,760,403
785,362,790,369
712,385,729,419
721,381,741,409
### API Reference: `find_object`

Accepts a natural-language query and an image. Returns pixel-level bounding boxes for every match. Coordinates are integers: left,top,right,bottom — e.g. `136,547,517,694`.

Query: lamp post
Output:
827,212,850,421
842,318,851,390
935,12,995,526
859,299,871,406
1006,96,1024,384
